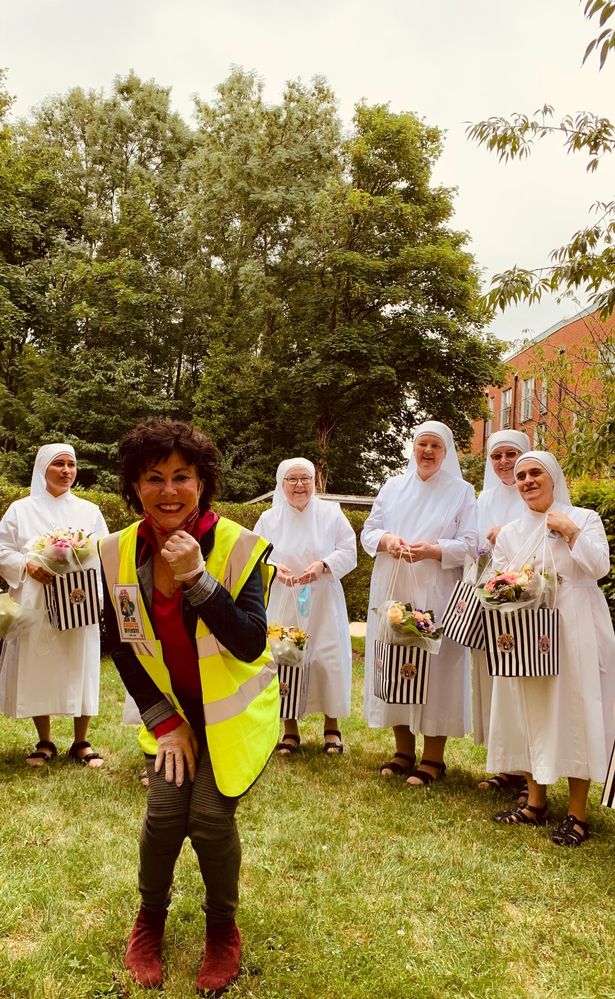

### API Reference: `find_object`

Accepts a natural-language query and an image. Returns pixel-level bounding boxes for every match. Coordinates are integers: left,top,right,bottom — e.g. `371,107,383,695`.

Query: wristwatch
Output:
321,561,330,573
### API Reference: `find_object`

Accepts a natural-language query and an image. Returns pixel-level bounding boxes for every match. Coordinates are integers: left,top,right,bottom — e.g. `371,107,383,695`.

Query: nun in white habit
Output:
474,430,530,795
254,458,357,754
488,451,615,846
361,421,478,785
0,444,108,766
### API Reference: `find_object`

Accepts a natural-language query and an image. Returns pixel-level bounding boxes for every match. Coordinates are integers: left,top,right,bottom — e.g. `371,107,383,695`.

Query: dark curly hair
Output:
117,419,221,513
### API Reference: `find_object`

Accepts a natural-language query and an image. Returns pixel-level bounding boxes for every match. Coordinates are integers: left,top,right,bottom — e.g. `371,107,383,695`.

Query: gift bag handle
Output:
277,577,304,630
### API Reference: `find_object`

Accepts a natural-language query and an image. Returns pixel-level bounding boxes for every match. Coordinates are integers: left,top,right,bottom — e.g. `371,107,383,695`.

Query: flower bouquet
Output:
376,600,443,654
475,563,556,613
267,623,309,668
27,529,96,575
0,593,45,641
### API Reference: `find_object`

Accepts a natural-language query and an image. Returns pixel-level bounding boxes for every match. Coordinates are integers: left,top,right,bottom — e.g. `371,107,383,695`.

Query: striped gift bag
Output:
441,581,485,650
278,660,310,720
602,741,615,810
44,569,100,630
483,606,559,677
373,639,430,704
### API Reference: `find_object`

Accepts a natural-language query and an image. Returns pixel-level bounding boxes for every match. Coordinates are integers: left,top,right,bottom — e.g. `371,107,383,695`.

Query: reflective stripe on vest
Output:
99,517,279,796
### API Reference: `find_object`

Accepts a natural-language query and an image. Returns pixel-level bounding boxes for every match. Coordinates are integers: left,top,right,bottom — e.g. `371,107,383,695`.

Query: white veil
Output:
272,457,316,507
406,420,461,479
482,430,531,491
514,450,572,506
30,443,77,500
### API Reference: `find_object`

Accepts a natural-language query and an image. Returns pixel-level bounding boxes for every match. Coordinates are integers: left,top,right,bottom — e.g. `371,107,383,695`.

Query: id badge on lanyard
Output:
113,584,147,642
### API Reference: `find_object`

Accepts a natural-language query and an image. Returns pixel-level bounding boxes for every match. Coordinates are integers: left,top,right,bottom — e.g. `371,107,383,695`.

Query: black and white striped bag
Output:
483,606,559,677
373,639,430,704
602,741,615,810
44,569,100,631
278,660,310,720
441,581,485,650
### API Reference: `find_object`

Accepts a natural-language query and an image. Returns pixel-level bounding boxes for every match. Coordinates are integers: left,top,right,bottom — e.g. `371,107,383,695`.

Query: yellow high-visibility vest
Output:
100,517,279,797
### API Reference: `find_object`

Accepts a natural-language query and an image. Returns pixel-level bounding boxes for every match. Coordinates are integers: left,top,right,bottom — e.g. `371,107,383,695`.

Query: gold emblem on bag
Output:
454,599,467,615
401,661,417,679
69,587,86,605
279,681,290,696
498,633,515,653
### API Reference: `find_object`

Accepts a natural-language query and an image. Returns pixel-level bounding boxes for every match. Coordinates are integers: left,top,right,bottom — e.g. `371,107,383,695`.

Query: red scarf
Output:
137,508,219,562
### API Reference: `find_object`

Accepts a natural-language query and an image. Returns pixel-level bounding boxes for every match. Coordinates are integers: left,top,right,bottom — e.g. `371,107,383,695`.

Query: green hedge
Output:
1,478,613,622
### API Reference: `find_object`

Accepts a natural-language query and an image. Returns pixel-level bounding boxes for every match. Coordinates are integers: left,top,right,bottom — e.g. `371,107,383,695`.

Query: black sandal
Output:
551,814,590,847
323,729,344,755
407,758,446,786
379,752,415,777
68,741,104,768
494,802,549,826
276,734,301,755
25,740,57,767
478,773,528,795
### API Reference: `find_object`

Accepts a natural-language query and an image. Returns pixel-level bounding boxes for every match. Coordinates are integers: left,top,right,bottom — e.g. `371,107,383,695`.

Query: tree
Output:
193,76,502,496
466,0,615,475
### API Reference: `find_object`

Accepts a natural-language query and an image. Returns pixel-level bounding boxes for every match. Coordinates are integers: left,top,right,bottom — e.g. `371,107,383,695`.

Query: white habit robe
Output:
0,490,108,718
361,468,478,733
472,481,527,746
255,498,357,717
487,504,615,784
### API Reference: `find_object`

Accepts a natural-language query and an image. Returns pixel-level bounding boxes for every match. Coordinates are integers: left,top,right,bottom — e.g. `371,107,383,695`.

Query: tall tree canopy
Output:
467,0,615,476
0,68,501,495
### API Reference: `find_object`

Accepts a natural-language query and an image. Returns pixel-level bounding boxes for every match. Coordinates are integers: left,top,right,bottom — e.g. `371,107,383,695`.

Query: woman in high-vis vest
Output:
100,419,279,993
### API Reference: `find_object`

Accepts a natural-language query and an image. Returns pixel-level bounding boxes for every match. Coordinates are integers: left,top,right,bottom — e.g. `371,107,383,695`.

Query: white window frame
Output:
520,377,534,423
500,388,512,428
539,380,548,416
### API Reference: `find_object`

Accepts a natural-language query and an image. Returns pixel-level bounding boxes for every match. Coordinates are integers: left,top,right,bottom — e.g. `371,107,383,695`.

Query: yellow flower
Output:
387,603,405,625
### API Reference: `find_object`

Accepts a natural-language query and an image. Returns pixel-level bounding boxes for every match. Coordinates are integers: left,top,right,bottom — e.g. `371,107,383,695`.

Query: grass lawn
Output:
1,639,614,999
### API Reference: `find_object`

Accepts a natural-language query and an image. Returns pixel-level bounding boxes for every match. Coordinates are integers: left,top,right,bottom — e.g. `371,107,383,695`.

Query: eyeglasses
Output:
491,450,520,461
284,476,313,486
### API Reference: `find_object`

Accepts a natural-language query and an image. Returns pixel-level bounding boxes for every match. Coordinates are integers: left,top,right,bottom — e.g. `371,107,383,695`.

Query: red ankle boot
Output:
196,919,242,993
124,905,167,988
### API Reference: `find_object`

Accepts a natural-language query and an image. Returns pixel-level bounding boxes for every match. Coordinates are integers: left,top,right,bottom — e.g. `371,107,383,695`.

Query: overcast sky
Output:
3,0,614,344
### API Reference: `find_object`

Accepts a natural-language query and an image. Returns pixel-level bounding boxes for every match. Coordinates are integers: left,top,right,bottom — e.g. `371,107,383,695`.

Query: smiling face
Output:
135,450,202,530
515,460,555,512
490,445,523,485
45,453,77,496
282,465,315,511
414,434,446,480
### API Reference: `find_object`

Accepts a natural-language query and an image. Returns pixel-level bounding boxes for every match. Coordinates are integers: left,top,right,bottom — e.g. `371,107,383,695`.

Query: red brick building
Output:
469,305,614,455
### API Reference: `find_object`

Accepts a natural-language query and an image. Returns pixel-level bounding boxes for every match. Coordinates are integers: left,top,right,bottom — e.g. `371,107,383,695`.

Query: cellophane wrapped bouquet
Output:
267,623,309,668
376,600,443,652
27,529,96,575
476,563,556,612
0,593,45,641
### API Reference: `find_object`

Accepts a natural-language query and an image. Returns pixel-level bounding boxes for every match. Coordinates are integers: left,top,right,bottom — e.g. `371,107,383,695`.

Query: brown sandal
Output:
551,814,589,846
276,734,301,755
26,740,57,767
494,802,549,826
379,752,415,777
323,729,344,755
407,758,446,786
68,741,104,768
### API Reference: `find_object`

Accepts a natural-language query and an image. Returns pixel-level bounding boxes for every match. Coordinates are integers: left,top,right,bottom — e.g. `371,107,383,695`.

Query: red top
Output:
137,509,218,740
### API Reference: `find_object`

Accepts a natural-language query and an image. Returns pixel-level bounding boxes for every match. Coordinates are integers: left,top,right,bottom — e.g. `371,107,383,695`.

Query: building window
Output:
521,377,534,422
500,388,512,428
539,380,548,415
486,397,494,438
